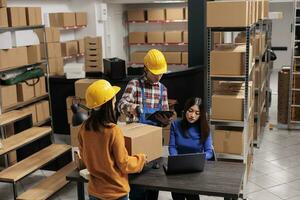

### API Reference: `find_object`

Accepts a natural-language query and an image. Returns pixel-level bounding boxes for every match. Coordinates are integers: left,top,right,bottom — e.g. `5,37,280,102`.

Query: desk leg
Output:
77,182,85,200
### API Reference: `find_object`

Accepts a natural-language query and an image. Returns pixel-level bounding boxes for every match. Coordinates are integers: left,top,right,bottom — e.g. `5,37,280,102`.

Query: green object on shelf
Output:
2,68,44,85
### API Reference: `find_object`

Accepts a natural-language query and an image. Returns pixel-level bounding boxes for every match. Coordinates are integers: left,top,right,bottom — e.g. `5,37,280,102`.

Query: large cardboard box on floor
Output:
129,32,146,44
207,1,249,27
75,12,87,26
147,9,165,21
7,7,27,27
47,57,64,75
61,40,78,57
163,52,182,64
182,52,188,64
0,0,7,7
165,31,182,43
166,8,184,20
119,123,162,162
147,32,164,44
127,10,145,21
1,85,17,108
0,8,8,27
41,42,62,58
35,27,60,43
36,100,50,122
27,45,41,65
26,7,42,26
33,76,47,97
49,12,76,27
17,80,35,102
20,104,37,124
131,51,147,64
213,127,244,155
75,79,98,99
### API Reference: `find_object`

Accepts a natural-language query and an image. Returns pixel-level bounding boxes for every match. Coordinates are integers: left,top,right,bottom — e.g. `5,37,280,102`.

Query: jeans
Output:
171,192,200,200
89,195,128,200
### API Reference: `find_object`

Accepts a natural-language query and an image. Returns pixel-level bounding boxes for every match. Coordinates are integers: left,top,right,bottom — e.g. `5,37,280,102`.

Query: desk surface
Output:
67,159,245,199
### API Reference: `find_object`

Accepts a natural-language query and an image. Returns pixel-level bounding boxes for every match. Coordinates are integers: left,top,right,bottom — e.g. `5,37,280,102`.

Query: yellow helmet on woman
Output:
85,80,120,109
144,49,167,75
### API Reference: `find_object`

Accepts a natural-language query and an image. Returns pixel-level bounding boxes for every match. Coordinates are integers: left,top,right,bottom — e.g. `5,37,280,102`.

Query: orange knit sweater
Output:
78,124,146,200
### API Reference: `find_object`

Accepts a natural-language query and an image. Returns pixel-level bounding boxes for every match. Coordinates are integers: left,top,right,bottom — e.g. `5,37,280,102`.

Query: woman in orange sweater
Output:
78,80,147,200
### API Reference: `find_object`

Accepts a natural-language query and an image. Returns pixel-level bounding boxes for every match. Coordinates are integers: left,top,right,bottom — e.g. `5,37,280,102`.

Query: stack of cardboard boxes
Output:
84,37,103,72
49,12,87,28
131,51,187,65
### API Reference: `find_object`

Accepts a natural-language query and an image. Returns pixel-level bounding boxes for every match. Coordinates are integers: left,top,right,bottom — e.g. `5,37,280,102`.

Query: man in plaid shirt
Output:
118,49,170,127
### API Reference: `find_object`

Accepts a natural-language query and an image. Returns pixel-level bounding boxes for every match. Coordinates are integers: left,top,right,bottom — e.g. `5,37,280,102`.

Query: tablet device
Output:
146,111,174,123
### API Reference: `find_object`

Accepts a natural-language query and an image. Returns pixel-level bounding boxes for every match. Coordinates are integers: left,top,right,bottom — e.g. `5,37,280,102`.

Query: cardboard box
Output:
263,0,269,19
61,40,78,57
162,124,170,146
7,7,27,27
34,27,60,43
41,42,62,58
36,100,50,122
78,39,85,54
26,7,42,26
166,8,184,20
119,123,162,162
85,55,103,72
20,104,37,124
1,85,17,108
75,79,98,99
185,7,188,20
165,31,182,43
207,1,249,27
213,127,243,155
147,9,165,21
0,8,8,27
84,37,102,50
47,57,64,75
0,31,12,49
11,30,40,47
27,45,41,65
182,52,188,64
129,32,146,44
127,10,145,21
214,32,224,45
210,44,246,76
183,31,188,43
147,32,164,44
49,12,76,27
75,12,87,26
163,52,181,64
0,0,6,7
34,76,46,97
131,52,147,64
70,125,81,147
17,80,35,102
0,47,28,70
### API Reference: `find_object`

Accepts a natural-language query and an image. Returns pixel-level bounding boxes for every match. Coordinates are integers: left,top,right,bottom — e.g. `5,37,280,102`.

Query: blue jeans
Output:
89,195,128,200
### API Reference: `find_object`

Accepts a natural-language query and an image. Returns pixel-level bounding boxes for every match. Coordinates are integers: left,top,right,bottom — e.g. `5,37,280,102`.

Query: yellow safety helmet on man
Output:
144,49,167,75
85,80,120,109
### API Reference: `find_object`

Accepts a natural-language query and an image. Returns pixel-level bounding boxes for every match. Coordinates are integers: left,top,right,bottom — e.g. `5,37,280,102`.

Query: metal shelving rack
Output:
288,0,300,129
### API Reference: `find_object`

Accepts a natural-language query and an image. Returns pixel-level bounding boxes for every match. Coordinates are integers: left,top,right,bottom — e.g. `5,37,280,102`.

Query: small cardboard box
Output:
77,39,85,54
49,12,76,27
47,57,64,75
163,52,181,64
147,9,165,21
129,32,146,44
26,7,42,26
127,10,145,21
210,44,246,76
166,8,184,20
36,100,50,122
183,31,188,43
17,80,35,102
20,104,37,124
182,52,188,64
165,31,182,43
41,42,62,58
27,45,41,65
1,85,17,108
119,123,162,162
185,7,188,20
0,8,8,27
61,40,78,56
75,79,98,99
130,52,147,64
147,32,164,44
35,27,60,43
0,0,7,7
7,7,27,27
34,76,47,97
207,1,249,27
213,127,243,155
0,47,28,69
75,12,87,26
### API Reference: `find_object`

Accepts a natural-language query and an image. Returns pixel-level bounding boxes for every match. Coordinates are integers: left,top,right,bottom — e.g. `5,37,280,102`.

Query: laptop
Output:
163,153,206,175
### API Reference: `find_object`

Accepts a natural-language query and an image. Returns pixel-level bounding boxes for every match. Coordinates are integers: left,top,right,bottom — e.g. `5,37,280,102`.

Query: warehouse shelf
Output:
128,19,187,24
210,75,246,81
2,94,49,113
0,25,45,33
209,24,256,32
0,60,47,74
129,42,188,46
58,25,87,30
210,119,244,127
63,53,85,60
34,118,51,127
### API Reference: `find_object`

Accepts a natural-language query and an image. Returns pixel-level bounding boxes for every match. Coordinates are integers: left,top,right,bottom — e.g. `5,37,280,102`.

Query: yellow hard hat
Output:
85,80,120,109
144,49,167,75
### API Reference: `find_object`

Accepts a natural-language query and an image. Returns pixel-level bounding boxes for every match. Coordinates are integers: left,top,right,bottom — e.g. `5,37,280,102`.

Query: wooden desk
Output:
66,159,245,200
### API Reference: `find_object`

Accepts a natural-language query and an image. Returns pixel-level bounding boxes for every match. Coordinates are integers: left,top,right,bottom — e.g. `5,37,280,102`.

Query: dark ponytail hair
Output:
84,98,117,132
181,97,210,143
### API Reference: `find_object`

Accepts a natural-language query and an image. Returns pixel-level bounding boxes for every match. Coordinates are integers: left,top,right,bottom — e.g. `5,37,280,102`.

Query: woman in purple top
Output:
169,97,213,200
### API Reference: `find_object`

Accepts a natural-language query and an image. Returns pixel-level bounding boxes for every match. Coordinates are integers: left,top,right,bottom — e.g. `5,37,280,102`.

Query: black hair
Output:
180,97,210,143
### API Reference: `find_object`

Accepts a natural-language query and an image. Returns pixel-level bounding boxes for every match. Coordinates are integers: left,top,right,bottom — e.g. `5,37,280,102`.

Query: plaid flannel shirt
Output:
118,76,169,115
